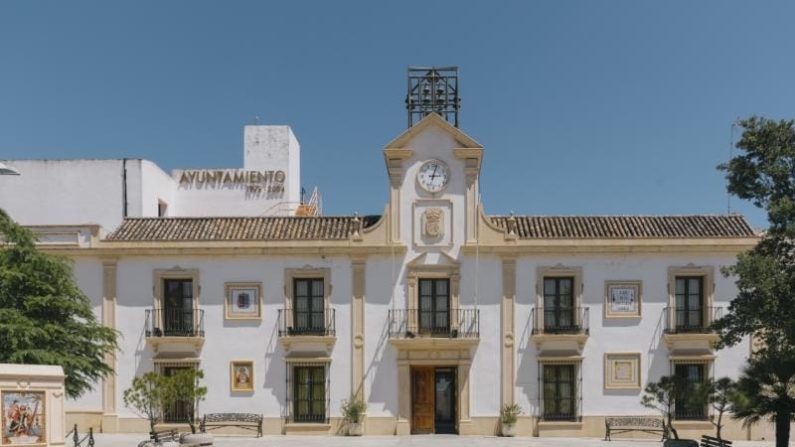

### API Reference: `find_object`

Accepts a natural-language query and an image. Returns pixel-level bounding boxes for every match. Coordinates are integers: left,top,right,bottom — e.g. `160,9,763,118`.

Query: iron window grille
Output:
674,363,707,420
285,362,330,424
538,362,582,422
154,361,200,424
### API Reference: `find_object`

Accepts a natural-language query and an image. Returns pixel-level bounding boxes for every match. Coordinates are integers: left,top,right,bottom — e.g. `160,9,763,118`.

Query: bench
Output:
664,440,698,447
701,435,732,447
605,416,667,441
137,428,180,447
199,413,263,437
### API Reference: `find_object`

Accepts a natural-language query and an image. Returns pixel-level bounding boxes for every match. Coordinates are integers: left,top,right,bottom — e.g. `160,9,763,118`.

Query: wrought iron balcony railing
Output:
387,308,480,339
531,307,589,335
664,306,722,334
145,308,205,338
278,308,336,337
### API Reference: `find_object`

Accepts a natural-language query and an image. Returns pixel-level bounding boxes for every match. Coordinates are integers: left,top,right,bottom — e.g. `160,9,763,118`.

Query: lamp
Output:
0,162,20,176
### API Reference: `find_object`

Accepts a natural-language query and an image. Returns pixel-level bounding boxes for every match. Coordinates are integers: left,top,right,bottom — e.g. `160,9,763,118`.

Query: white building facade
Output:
0,113,765,439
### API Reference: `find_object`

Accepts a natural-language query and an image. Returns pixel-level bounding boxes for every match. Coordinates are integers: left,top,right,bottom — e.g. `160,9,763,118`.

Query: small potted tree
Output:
170,369,210,446
123,372,170,436
340,395,367,436
500,403,522,437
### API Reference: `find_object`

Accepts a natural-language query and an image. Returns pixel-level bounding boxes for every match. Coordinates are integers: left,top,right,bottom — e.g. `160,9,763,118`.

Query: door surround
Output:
396,348,473,435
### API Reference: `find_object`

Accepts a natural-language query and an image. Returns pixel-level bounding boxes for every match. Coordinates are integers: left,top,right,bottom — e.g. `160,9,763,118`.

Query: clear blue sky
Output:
2,1,793,229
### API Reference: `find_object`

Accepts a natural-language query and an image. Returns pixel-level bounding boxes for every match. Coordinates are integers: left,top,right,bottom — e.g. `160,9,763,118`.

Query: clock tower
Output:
383,67,483,253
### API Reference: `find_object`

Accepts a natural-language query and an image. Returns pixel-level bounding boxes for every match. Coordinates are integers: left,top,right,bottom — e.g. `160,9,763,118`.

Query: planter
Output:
501,423,516,437
347,422,364,436
179,433,213,447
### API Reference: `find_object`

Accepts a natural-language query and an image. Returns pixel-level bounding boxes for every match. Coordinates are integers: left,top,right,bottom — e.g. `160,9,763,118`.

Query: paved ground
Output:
89,433,776,447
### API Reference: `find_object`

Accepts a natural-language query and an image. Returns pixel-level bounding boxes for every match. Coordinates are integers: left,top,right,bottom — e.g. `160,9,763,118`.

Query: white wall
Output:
168,125,301,218
0,159,137,234
244,125,301,209
140,161,177,217
111,256,352,420
513,253,749,417
66,258,104,411
363,257,402,417
0,124,303,234
460,256,502,417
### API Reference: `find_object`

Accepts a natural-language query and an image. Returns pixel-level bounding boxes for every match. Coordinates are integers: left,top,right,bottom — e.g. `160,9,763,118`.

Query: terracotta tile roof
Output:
489,215,755,239
105,216,381,241
105,214,755,242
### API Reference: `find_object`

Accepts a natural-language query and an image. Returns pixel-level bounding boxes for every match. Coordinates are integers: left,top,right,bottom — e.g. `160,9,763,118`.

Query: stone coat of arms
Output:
422,208,444,239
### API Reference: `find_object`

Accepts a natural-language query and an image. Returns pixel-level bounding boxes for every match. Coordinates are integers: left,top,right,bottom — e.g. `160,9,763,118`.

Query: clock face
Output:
417,160,450,193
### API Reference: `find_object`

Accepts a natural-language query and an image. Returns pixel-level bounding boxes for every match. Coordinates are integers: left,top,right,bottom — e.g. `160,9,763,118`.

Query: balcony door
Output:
543,277,574,332
675,277,703,331
293,278,325,335
163,279,193,336
419,279,450,335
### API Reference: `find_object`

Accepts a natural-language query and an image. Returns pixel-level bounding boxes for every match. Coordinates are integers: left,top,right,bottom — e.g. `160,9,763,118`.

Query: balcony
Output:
387,308,480,350
663,306,722,349
144,308,205,353
531,307,589,350
278,308,336,353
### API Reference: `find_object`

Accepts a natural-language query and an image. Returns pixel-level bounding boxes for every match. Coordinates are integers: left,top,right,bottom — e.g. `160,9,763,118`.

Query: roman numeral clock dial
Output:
417,160,450,193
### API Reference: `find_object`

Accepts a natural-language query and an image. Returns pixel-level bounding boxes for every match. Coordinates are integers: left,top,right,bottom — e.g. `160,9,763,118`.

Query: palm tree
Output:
731,351,795,447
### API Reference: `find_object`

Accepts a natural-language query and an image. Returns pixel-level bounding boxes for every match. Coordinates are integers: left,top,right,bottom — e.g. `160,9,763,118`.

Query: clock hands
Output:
419,160,448,192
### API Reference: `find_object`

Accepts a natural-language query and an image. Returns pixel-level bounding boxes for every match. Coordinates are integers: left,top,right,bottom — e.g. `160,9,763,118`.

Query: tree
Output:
712,116,795,446
713,116,795,353
170,368,207,434
641,375,687,440
0,208,119,399
730,350,795,447
123,369,207,435
695,377,737,441
123,372,171,434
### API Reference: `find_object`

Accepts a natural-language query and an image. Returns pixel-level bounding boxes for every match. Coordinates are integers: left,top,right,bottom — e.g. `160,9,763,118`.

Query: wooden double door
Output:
411,366,457,434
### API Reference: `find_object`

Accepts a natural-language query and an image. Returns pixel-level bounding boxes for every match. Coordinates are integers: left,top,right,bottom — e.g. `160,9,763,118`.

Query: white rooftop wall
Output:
0,159,145,234
171,126,301,217
0,125,303,233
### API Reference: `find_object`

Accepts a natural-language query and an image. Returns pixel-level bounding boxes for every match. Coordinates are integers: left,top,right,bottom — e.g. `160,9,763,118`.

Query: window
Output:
162,365,193,422
675,277,703,332
287,362,329,424
543,277,575,333
674,363,706,420
151,268,202,339
158,200,168,217
418,278,450,334
666,265,715,335
543,364,576,421
162,278,194,336
283,268,333,337
152,359,200,423
535,265,584,336
293,278,325,335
